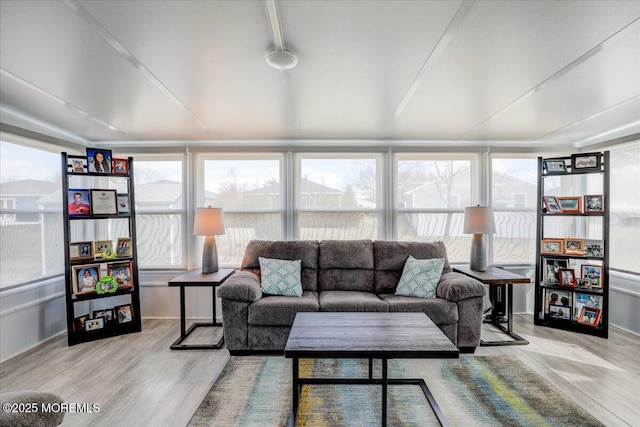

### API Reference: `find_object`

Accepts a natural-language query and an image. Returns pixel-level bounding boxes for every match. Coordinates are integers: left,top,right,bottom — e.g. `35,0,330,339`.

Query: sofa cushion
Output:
374,240,452,294
319,290,389,312
379,294,459,324
242,240,319,291
318,240,375,292
249,291,319,326
259,257,303,297
395,256,445,298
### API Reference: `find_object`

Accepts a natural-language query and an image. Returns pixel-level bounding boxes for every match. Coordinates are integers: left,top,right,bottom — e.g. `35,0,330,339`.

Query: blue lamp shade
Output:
194,207,225,273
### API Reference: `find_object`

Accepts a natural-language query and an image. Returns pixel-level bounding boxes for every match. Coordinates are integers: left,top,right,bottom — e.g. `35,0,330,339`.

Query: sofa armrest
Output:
217,271,262,303
437,272,486,302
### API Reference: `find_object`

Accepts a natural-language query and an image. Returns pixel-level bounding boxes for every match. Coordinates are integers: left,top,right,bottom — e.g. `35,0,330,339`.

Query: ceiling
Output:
1,0,639,148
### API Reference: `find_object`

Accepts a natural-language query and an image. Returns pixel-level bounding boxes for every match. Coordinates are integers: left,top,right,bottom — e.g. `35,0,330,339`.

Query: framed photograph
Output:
549,304,571,321
576,278,592,288
69,241,93,261
68,156,87,174
556,196,582,213
73,314,89,332
93,308,114,322
116,237,132,258
117,194,130,214
93,240,113,259
571,152,601,171
90,189,118,215
86,148,113,174
112,158,129,175
577,306,602,327
67,189,91,216
581,264,603,288
72,264,100,295
564,238,585,255
541,239,564,255
585,240,604,258
85,317,105,331
574,293,603,318
558,268,576,287
542,196,562,214
108,261,133,289
545,289,570,314
115,304,134,324
543,158,567,174
583,194,604,213
543,258,568,285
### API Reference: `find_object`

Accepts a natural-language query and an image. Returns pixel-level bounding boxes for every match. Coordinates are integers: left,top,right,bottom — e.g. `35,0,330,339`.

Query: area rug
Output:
188,356,603,427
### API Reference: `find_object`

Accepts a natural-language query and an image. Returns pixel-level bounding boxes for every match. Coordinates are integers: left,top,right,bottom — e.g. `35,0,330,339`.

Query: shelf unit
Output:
62,152,142,346
534,151,609,338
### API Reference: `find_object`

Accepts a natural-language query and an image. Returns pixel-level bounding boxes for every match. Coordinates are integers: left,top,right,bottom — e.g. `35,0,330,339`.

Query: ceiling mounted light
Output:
266,49,298,70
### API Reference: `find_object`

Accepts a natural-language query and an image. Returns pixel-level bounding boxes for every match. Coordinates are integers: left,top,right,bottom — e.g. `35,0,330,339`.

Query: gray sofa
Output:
217,239,486,354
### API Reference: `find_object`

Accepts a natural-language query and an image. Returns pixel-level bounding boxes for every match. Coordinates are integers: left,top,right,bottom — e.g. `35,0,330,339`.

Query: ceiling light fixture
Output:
264,0,297,70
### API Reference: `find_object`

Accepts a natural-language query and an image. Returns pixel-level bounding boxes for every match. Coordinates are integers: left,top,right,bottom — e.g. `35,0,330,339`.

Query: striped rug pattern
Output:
189,356,603,427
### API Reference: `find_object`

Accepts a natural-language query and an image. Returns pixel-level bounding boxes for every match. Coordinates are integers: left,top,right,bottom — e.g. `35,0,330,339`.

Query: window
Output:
394,154,475,262
296,154,382,240
133,157,185,268
491,156,538,264
0,138,63,288
201,155,284,266
609,142,640,274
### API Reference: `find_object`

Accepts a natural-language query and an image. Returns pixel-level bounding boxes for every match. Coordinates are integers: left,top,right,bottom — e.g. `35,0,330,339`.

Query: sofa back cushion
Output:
241,240,319,291
373,240,452,294
318,240,374,292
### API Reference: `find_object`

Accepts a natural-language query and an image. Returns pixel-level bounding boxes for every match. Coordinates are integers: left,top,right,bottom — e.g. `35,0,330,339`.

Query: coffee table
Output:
284,312,459,427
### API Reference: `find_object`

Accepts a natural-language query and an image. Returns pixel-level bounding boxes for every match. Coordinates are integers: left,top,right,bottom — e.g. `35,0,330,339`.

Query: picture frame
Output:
564,238,585,255
117,194,130,214
108,261,133,289
543,158,567,174
93,240,113,259
543,258,568,285
116,237,132,258
84,317,105,331
571,152,601,171
73,314,89,332
67,189,91,216
545,289,570,314
68,156,87,174
558,268,577,287
542,196,562,214
585,240,604,258
583,194,604,213
556,196,582,213
574,293,602,318
548,304,571,321
577,306,602,327
72,264,100,295
115,304,134,324
69,241,93,261
541,239,564,255
90,189,118,216
576,278,592,288
86,148,113,174
92,308,114,322
112,158,129,175
581,264,603,288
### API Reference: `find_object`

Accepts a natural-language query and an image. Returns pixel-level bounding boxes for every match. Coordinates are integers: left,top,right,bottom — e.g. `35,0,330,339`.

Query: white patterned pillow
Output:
395,256,445,298
259,257,303,297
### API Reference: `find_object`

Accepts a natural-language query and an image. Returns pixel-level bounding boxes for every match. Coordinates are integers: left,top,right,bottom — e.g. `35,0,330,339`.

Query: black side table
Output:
168,268,234,350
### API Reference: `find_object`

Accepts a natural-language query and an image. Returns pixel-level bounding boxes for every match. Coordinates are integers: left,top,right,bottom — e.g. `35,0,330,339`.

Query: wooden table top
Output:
168,268,235,286
284,312,459,359
453,265,530,285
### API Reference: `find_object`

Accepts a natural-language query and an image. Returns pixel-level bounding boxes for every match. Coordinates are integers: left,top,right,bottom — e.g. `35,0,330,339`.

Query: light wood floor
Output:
1,315,638,427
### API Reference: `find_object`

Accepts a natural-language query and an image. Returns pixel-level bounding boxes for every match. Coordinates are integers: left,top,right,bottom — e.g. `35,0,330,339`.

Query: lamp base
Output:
202,235,219,274
470,233,488,272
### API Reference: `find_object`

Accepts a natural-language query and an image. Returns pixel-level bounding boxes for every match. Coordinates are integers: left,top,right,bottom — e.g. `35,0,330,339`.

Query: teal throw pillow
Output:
395,256,445,298
259,257,303,297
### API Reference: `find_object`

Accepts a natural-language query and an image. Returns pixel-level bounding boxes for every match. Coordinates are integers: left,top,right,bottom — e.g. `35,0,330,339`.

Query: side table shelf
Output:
168,268,235,350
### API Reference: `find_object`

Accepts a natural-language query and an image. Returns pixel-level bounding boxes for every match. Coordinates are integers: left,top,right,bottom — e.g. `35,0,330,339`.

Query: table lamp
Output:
463,206,496,272
194,207,225,273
